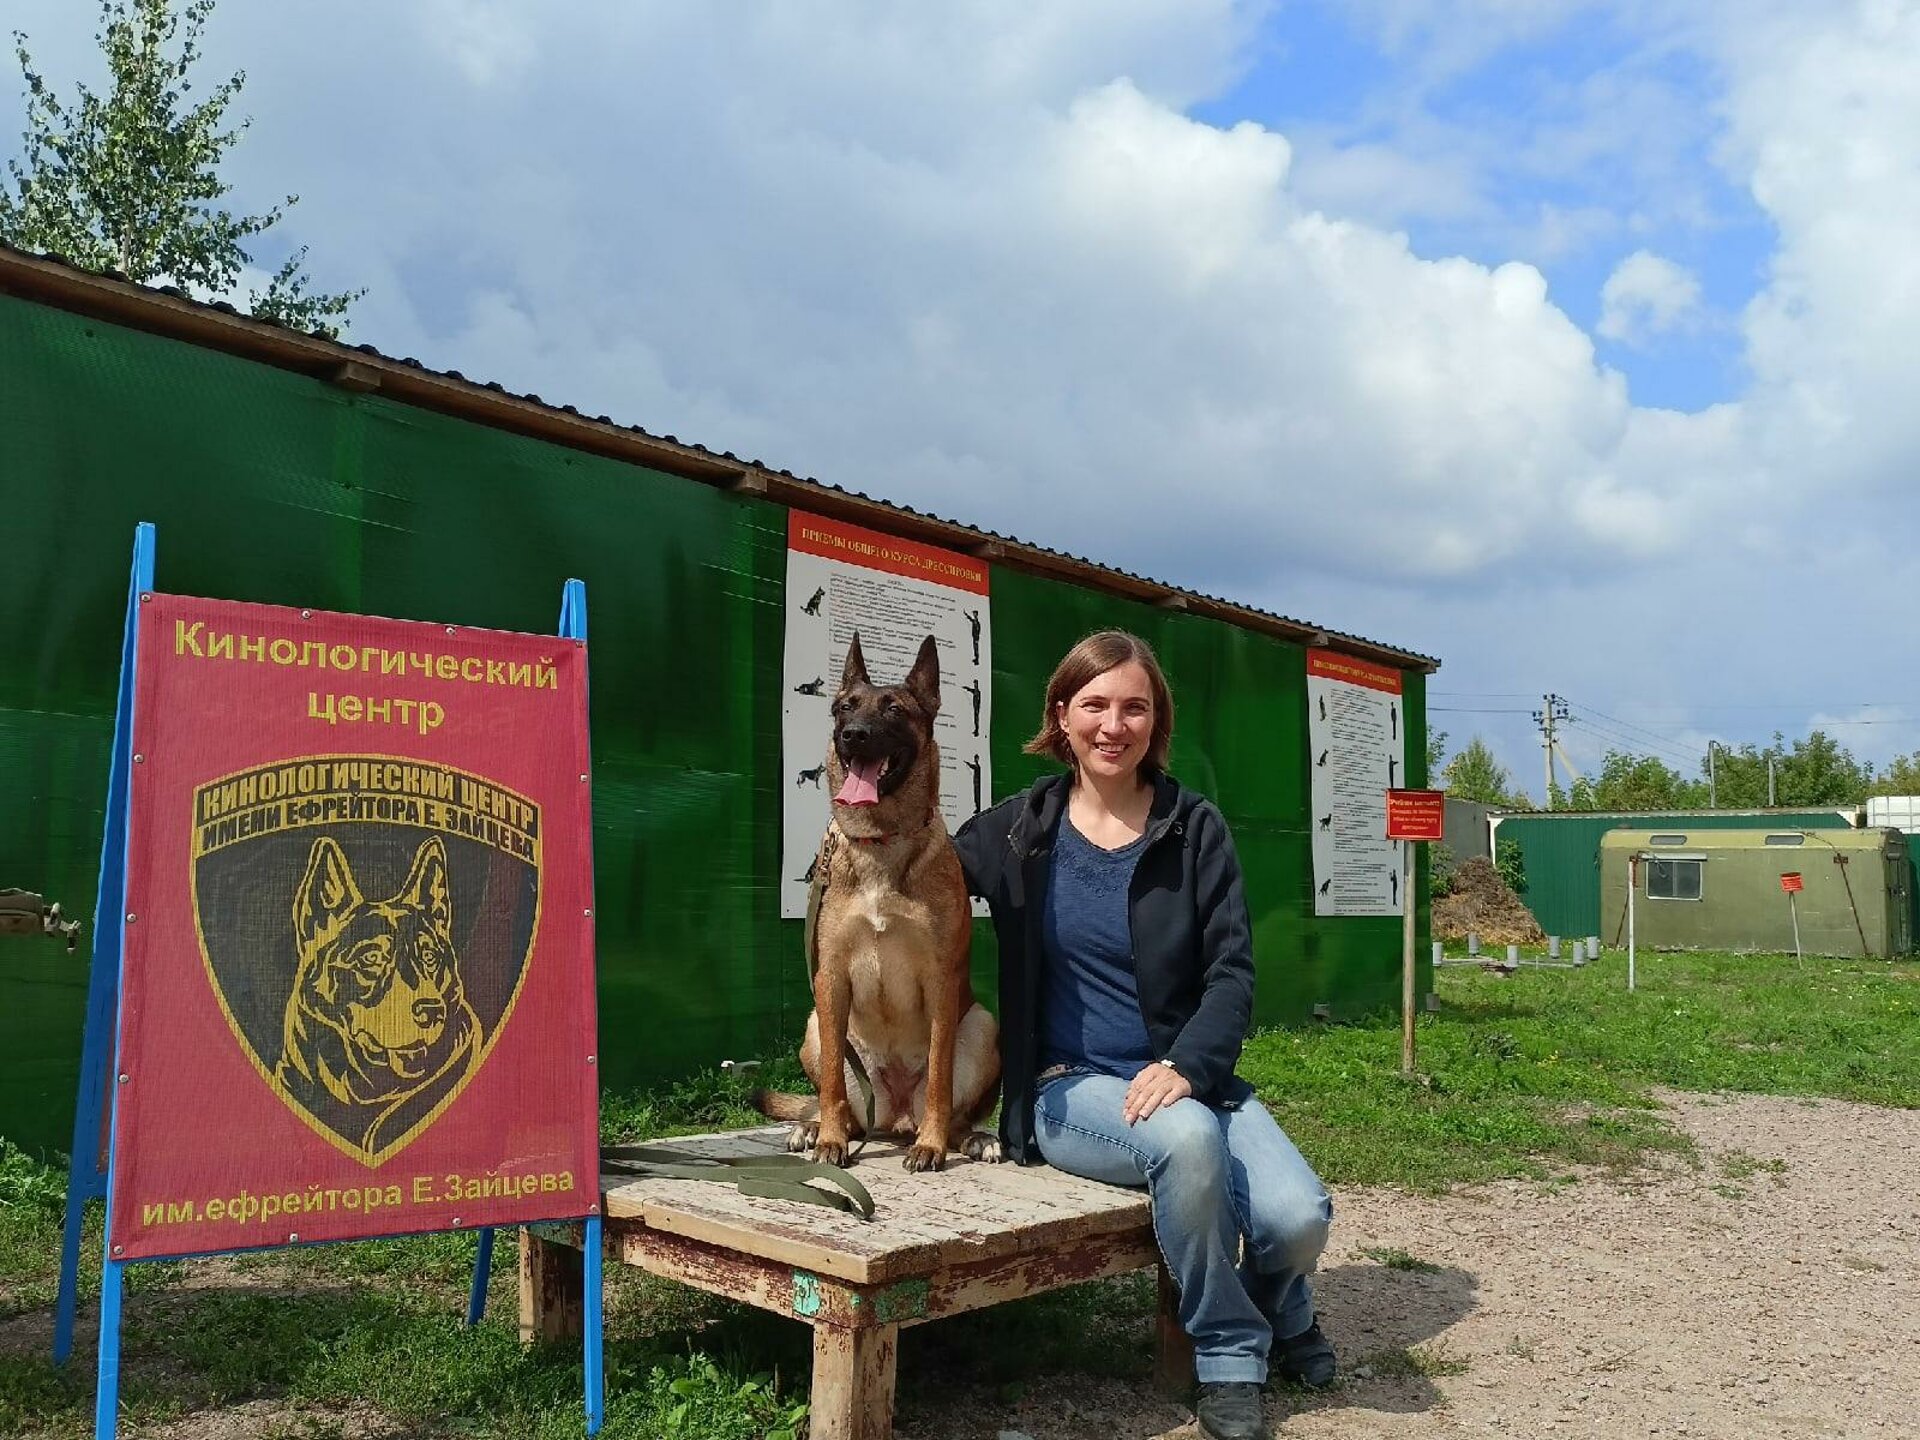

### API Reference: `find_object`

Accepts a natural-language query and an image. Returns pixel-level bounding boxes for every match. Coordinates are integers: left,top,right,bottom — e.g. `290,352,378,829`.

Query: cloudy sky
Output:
10,0,1920,799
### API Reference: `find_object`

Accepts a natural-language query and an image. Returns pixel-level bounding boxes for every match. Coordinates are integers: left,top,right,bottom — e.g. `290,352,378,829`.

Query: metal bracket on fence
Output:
0,891,84,953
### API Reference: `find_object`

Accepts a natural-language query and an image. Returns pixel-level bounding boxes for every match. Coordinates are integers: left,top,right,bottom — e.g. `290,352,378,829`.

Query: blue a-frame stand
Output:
53,527,605,1437
466,576,604,1433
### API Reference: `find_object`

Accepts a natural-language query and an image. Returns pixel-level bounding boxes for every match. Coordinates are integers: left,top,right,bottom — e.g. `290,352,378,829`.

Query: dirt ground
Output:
13,1091,1914,1438
915,1091,1920,1440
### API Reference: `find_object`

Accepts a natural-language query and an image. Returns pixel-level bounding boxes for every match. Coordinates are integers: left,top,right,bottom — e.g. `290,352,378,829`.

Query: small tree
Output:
1705,730,1870,809
1494,836,1526,895
1442,737,1518,807
1588,750,1707,811
0,0,362,336
1869,752,1920,798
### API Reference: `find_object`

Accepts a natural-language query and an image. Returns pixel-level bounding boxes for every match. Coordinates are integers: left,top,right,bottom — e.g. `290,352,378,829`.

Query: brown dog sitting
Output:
755,632,1001,1170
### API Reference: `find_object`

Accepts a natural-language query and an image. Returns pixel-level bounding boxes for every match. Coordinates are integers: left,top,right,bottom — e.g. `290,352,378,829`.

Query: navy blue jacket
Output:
952,769,1257,1164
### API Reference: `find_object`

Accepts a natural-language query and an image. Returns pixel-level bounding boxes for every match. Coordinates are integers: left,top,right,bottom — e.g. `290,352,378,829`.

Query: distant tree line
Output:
1428,731,1920,812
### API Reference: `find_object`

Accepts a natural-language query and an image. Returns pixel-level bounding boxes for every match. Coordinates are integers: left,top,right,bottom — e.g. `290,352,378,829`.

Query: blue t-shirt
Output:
1039,817,1154,1079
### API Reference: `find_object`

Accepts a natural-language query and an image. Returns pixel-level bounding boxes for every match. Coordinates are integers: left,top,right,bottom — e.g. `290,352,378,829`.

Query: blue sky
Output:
1199,2,1774,413
8,0,1920,800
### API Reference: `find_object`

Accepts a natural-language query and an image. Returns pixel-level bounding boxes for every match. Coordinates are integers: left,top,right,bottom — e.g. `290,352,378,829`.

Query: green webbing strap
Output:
601,1144,876,1221
804,833,876,1154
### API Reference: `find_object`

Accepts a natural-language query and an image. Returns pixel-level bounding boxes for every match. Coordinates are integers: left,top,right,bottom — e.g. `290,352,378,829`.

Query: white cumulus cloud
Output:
1597,250,1704,345
10,0,1920,792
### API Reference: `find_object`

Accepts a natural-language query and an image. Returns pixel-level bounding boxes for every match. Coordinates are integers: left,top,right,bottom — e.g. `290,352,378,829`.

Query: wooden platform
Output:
519,1126,1190,1440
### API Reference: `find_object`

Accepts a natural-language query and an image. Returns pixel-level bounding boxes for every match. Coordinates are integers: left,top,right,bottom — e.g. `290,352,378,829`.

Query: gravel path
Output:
921,1091,1920,1440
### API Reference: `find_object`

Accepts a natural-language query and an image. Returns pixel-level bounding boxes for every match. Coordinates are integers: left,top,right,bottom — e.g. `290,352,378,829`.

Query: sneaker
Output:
1194,1380,1265,1440
1274,1320,1337,1388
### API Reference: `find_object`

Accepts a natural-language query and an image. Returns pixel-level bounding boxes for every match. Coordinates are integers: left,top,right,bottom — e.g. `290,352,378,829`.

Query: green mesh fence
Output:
0,292,1430,1157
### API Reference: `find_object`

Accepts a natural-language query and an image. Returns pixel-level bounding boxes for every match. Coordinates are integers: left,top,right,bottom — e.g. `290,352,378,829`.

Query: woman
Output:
952,630,1336,1440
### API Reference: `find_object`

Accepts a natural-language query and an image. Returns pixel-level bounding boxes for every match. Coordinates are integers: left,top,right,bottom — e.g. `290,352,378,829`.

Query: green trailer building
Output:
1489,808,1860,941
0,246,1439,1156
1598,828,1913,958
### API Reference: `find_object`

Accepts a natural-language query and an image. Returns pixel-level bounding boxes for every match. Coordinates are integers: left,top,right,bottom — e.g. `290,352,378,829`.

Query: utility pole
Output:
1533,694,1571,808
1708,741,1718,808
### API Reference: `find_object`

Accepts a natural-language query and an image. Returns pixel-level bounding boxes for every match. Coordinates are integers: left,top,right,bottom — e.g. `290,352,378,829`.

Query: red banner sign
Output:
110,596,598,1260
1308,648,1403,695
1385,789,1446,842
1780,872,1804,893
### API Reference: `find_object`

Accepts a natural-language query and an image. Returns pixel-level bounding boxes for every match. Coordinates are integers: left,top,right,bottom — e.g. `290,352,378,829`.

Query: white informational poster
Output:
1306,649,1407,917
781,510,992,919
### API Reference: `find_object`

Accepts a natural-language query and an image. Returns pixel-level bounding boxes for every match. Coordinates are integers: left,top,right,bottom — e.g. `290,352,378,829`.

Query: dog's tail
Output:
749,1088,819,1122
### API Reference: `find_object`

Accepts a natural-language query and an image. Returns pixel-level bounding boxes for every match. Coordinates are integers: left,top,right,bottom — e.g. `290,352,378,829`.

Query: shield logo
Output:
191,757,541,1168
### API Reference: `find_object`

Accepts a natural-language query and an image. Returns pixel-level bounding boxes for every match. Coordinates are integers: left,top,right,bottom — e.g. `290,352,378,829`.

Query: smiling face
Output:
1057,660,1156,784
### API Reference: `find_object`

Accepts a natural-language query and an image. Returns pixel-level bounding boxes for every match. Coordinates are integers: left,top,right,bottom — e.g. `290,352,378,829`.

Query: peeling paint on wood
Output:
871,1278,928,1323
794,1270,825,1317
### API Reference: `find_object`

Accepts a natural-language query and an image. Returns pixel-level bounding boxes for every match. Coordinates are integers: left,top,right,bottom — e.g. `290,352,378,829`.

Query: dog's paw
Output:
903,1142,947,1173
785,1122,818,1153
962,1131,1003,1164
812,1138,851,1168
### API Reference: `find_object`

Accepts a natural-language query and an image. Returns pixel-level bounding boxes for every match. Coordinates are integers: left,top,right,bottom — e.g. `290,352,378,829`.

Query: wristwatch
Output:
1158,1058,1179,1073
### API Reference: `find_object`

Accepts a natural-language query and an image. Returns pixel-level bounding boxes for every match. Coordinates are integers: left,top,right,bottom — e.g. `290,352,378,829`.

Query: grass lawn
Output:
2,948,1914,1437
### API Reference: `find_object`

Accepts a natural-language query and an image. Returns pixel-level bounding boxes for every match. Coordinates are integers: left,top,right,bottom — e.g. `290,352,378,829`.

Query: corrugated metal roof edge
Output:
0,244,1439,672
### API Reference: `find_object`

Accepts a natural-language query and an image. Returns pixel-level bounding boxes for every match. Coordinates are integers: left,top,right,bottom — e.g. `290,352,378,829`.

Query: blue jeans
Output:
1034,1071,1333,1384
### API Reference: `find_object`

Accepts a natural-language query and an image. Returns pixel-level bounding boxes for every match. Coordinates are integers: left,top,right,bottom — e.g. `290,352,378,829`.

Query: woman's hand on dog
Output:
1123,1061,1192,1125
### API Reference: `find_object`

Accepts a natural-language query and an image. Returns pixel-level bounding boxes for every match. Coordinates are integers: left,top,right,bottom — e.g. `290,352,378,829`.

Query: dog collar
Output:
833,802,935,848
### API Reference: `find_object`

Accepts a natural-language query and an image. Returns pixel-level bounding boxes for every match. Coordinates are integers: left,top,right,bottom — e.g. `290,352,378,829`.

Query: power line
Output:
1570,716,1702,769
1563,701,1709,764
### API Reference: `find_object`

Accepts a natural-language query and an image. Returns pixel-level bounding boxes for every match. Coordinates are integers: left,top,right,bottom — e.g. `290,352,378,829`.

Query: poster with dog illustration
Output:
1306,648,1407,916
781,510,991,920
108,596,598,1261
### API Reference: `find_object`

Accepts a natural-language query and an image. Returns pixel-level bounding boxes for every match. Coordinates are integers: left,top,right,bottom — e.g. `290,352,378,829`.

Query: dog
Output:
755,633,1001,1171
274,834,482,1162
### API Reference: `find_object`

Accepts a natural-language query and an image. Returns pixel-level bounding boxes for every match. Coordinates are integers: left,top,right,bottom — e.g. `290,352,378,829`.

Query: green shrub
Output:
1494,837,1527,895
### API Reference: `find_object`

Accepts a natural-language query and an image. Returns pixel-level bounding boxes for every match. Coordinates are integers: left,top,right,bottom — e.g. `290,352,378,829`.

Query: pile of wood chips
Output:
1433,855,1545,945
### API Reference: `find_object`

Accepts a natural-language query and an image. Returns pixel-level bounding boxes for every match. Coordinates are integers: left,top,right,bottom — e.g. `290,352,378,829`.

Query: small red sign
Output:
1780,872,1804,893
111,595,599,1260
1385,788,1446,842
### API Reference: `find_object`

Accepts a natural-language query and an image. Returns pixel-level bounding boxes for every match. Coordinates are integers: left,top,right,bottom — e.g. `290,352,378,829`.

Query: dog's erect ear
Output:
905,634,941,714
294,836,363,952
840,632,870,692
397,837,454,945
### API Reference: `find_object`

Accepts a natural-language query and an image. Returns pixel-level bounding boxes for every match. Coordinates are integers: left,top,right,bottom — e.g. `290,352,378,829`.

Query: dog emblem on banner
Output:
190,756,542,1167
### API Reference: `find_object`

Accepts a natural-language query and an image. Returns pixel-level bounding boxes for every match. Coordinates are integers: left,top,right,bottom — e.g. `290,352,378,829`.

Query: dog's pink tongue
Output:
835,759,883,807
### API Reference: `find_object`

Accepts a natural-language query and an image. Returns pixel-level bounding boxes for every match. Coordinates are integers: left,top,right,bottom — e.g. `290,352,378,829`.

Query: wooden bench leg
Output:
810,1322,897,1440
1153,1257,1195,1398
519,1226,584,1346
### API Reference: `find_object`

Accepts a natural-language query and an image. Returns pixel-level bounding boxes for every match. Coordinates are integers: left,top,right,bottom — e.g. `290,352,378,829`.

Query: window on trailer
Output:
1646,856,1704,900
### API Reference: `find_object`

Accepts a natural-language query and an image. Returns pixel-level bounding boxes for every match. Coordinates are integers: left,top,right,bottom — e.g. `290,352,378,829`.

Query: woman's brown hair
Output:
1024,630,1175,772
